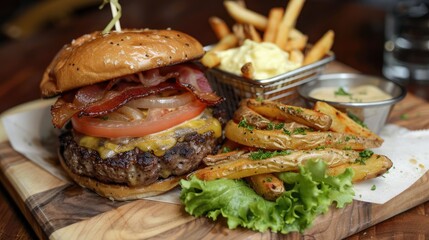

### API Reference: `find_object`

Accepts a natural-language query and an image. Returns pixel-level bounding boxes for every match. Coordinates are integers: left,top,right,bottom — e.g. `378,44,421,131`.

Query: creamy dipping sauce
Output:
309,85,392,102
216,39,301,79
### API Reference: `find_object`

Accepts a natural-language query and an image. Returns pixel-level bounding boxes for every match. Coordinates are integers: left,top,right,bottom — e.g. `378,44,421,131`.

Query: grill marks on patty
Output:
60,130,218,187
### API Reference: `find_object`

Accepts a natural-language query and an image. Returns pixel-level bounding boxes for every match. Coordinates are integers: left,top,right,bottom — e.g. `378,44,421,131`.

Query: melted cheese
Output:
77,110,222,159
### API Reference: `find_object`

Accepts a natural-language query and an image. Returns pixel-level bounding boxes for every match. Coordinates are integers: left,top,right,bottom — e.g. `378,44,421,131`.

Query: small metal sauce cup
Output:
298,73,407,133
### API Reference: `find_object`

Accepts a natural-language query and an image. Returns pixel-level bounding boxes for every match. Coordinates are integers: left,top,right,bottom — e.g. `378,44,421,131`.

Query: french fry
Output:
203,150,248,166
263,7,284,42
225,121,382,151
243,24,261,42
202,33,238,68
241,62,254,79
275,0,305,49
233,102,313,130
289,28,305,39
232,23,246,45
223,1,268,30
236,0,246,7
209,16,231,40
210,33,239,52
194,148,360,181
313,101,384,143
303,30,334,65
285,35,308,51
233,103,272,129
201,51,221,68
285,28,308,51
327,154,393,183
247,173,285,201
246,99,332,131
289,49,304,65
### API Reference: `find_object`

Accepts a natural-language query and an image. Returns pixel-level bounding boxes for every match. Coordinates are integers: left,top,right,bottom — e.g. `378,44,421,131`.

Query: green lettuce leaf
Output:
179,159,354,233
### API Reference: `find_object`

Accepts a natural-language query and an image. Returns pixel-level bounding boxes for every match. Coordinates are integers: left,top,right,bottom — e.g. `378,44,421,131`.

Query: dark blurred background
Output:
0,2,428,239
0,0,388,76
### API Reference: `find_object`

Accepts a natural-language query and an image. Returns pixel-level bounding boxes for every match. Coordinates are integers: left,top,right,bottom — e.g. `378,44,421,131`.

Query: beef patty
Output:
60,130,218,187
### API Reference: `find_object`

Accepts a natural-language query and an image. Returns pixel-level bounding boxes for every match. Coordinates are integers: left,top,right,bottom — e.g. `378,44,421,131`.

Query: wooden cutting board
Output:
0,90,428,240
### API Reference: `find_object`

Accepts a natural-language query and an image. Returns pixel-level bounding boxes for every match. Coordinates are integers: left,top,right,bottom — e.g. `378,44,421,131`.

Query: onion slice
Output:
116,106,145,121
126,92,195,109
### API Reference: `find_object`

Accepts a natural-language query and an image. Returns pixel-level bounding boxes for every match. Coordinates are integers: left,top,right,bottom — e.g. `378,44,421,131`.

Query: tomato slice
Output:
71,100,206,138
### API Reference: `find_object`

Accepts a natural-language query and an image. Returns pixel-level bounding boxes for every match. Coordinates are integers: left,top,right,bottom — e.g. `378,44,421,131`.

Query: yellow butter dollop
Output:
216,39,301,79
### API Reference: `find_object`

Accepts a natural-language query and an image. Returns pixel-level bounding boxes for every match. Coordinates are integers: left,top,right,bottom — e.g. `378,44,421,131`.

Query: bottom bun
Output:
58,149,182,201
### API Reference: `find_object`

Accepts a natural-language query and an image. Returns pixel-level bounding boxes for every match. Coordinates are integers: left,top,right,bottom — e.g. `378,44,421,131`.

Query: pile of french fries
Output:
202,0,335,79
193,99,392,201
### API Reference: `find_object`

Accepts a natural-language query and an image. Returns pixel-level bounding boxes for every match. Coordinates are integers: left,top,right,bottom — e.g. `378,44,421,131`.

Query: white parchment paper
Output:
2,104,429,205
353,124,429,204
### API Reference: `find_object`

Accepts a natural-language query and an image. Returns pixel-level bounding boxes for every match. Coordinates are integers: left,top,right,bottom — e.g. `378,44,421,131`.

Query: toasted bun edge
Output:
41,29,204,97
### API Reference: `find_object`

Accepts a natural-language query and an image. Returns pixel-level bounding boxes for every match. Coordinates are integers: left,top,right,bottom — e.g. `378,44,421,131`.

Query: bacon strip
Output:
51,64,224,128
52,82,178,128
171,64,224,105
81,82,177,117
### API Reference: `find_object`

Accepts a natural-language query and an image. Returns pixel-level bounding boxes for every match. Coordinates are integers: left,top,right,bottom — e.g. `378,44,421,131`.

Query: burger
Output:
40,29,225,200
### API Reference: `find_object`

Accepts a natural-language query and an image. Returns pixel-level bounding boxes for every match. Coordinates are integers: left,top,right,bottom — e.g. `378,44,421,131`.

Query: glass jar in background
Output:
383,0,429,84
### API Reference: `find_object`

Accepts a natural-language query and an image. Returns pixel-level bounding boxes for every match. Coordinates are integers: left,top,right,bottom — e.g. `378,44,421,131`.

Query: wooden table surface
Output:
0,0,428,239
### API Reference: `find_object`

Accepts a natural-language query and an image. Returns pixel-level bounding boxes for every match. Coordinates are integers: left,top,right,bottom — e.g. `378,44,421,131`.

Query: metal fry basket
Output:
204,52,335,117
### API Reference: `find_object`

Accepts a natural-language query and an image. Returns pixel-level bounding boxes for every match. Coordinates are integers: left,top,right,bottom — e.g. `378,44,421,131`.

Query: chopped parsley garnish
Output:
267,122,285,130
283,129,291,135
238,119,254,131
293,127,307,135
222,147,231,153
335,87,351,96
100,116,109,121
315,146,326,150
355,149,374,165
347,112,368,128
370,185,376,191
275,123,285,129
249,149,292,160
400,113,409,120
287,107,304,114
295,108,304,114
